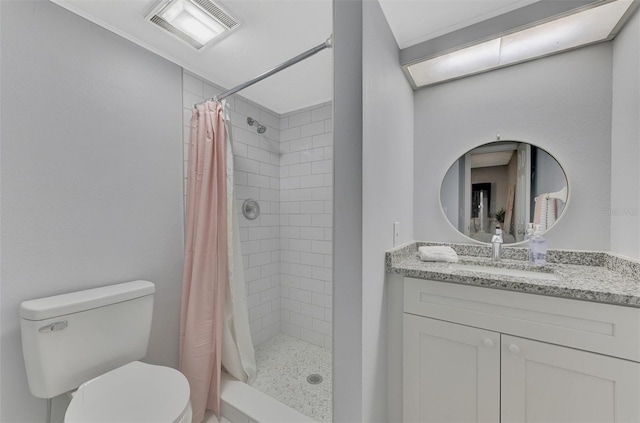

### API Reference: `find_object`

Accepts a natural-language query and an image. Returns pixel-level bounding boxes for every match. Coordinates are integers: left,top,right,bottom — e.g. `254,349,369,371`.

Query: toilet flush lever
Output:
39,321,68,333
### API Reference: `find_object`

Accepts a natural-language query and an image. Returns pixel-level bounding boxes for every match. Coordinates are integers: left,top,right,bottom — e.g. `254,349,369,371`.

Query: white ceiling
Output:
51,0,545,114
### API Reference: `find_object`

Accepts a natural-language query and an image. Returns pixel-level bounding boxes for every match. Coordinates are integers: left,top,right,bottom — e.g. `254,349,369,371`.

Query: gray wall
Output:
362,1,414,421
1,2,184,421
332,0,363,421
611,8,640,259
414,43,613,251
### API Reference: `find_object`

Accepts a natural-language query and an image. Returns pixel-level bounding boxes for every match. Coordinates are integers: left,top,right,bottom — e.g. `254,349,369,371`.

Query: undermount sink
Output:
447,263,560,281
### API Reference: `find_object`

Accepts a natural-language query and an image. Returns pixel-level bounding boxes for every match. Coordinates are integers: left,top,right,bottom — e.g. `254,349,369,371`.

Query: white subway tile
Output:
281,274,301,288
248,226,271,240
235,157,260,174
249,252,273,268
247,146,270,163
259,162,279,178
301,121,325,137
312,240,332,254
280,201,300,214
301,328,325,348
248,173,271,188
298,303,325,320
281,322,301,338
313,318,332,336
312,160,333,175
299,200,324,214
324,228,332,240
300,278,325,294
260,188,279,202
291,312,313,330
313,266,333,282
313,133,333,148
288,111,311,127
261,263,279,278
183,73,204,96
280,226,300,239
299,147,325,163
300,227,325,240
248,277,271,294
233,128,260,148
311,187,332,201
290,137,314,152
281,177,300,190
281,126,301,142
249,302,271,321
323,146,333,160
287,263,313,278
288,163,312,177
281,151,301,166
324,119,333,133
289,239,312,252
236,185,260,200
299,174,324,188
279,116,289,130
234,98,261,120
233,142,248,158
312,213,332,228
203,83,223,100
300,252,325,267
183,91,203,109
312,292,332,308
289,214,311,226
282,250,301,264
289,188,313,201
311,105,332,122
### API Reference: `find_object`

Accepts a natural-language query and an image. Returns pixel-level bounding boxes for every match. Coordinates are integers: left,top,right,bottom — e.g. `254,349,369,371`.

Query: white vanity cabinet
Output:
399,277,640,423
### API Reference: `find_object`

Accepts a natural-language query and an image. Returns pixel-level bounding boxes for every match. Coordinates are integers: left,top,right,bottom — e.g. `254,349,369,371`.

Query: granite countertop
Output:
386,241,640,308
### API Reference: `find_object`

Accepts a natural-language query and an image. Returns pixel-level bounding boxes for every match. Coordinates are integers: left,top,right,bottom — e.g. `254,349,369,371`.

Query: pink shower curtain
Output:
180,101,228,422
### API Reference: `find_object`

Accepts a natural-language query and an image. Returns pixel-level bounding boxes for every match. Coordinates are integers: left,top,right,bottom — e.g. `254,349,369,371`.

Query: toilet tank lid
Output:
20,280,155,321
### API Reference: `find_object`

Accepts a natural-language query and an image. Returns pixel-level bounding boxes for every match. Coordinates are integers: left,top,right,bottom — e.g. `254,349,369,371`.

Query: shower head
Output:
247,117,267,134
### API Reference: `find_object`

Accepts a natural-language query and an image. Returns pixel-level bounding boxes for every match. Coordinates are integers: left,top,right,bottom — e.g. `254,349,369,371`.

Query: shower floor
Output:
252,334,332,422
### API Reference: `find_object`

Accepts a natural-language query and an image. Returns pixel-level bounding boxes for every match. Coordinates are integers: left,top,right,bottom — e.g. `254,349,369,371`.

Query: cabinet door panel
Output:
403,314,500,423
501,335,640,423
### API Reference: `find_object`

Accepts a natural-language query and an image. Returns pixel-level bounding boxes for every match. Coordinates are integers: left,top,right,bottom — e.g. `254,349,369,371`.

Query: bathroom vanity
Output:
386,242,640,423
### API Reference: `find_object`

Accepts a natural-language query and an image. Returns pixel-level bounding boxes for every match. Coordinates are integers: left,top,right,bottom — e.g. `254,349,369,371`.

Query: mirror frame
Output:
439,140,571,246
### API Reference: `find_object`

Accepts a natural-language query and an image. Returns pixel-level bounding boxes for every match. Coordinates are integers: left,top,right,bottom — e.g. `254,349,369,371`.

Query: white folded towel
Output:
417,246,459,263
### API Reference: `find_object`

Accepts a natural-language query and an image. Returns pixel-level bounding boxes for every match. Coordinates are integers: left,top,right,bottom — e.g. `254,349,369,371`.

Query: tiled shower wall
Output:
279,104,333,349
181,71,333,349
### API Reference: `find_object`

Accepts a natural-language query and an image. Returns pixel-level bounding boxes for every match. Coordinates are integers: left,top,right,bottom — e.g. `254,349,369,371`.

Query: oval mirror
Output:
440,141,569,245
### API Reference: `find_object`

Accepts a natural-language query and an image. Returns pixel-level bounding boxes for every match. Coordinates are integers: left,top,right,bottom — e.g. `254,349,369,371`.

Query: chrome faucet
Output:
491,227,503,262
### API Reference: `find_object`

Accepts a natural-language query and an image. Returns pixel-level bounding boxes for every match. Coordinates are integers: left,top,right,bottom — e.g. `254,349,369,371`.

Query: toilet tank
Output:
20,280,155,399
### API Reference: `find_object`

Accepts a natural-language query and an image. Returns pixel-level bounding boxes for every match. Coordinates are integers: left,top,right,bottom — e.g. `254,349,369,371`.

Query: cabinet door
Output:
501,335,640,423
403,314,500,423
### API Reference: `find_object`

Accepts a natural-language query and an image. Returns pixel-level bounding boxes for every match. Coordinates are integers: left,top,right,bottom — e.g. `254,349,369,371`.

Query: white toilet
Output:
20,280,192,423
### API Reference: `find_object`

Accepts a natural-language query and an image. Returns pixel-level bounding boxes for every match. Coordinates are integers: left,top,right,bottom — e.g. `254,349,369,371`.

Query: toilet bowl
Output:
65,361,192,423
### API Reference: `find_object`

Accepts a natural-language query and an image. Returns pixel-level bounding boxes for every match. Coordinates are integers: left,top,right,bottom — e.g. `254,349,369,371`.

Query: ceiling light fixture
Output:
405,0,637,88
147,0,240,50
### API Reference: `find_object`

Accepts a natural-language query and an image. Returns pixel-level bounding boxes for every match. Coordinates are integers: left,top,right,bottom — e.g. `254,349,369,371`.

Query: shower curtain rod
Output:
195,36,332,107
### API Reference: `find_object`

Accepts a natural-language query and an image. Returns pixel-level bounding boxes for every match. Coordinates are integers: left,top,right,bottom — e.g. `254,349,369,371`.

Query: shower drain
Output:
306,374,323,385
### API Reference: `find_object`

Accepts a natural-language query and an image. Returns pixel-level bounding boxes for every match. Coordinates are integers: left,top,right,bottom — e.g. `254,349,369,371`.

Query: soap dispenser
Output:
491,226,503,263
530,224,547,266
525,223,535,263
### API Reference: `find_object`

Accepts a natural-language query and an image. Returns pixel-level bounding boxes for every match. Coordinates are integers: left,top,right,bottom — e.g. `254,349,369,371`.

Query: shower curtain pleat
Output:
221,109,257,384
180,101,228,422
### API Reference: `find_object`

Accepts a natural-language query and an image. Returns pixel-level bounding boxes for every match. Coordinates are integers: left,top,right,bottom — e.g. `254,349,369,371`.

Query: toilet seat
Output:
65,361,191,423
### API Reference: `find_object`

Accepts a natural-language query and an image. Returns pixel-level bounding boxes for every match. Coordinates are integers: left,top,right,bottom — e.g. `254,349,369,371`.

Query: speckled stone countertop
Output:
386,241,640,308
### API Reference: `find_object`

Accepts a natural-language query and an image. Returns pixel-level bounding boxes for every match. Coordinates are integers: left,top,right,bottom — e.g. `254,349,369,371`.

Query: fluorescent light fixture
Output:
406,0,636,88
147,0,240,50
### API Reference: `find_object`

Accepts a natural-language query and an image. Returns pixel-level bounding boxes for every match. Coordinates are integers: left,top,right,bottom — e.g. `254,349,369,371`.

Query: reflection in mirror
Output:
440,141,568,245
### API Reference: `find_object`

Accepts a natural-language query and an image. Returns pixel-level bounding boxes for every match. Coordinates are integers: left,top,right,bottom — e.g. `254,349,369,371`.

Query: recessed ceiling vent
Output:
147,0,241,50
